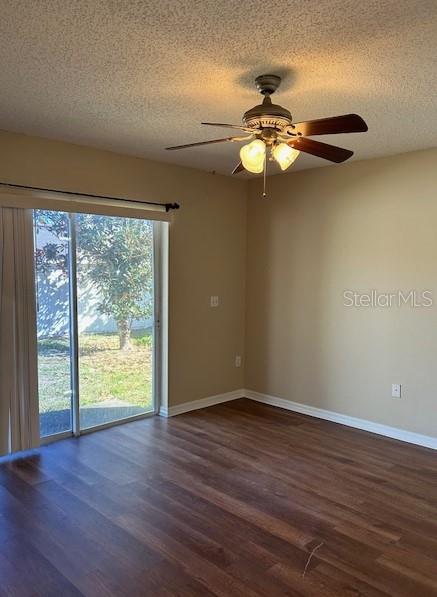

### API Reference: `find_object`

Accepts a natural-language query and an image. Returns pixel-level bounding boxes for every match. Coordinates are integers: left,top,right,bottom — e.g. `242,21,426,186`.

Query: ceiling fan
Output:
166,74,368,188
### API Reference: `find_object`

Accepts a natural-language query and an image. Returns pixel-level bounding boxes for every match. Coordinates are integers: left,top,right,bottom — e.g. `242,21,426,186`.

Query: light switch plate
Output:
210,295,219,307
392,384,401,398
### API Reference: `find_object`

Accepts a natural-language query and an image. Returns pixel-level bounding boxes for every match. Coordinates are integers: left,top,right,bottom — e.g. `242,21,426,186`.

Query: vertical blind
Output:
0,207,40,455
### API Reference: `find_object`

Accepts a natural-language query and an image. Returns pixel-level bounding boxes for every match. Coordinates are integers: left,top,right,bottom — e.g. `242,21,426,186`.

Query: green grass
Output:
37,329,153,413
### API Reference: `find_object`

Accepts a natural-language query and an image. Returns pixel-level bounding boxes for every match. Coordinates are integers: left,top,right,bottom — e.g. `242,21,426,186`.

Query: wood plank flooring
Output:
1,398,436,596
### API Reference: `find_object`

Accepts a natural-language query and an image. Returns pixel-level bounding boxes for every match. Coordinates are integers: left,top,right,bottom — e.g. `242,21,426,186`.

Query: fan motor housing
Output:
243,100,293,130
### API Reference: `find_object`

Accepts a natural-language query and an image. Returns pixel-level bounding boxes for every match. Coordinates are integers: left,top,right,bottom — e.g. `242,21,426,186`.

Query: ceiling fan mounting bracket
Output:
255,74,282,95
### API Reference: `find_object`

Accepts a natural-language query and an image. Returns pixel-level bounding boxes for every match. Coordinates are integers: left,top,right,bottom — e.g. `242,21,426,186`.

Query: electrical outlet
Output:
235,355,242,368
210,295,219,307
392,384,401,398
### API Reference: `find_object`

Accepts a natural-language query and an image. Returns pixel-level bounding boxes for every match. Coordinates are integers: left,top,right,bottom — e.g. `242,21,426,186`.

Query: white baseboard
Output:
159,388,437,450
159,389,245,418
245,389,437,451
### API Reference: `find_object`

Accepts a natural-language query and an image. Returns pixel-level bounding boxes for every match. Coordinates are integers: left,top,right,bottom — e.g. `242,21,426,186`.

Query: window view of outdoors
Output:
76,214,154,429
34,210,73,437
34,210,155,437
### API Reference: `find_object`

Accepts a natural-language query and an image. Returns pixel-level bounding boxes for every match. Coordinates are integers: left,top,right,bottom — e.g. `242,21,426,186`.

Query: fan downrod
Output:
255,74,282,95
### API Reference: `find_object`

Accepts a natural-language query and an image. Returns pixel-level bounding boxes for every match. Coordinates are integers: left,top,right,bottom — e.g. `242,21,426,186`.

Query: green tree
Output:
35,211,153,350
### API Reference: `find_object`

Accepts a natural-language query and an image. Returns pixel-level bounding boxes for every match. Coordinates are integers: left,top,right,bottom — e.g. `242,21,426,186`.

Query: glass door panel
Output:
75,214,155,430
33,210,73,437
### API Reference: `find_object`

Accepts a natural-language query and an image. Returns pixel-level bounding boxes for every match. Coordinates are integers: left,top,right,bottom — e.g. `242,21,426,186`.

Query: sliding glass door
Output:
33,210,159,439
75,214,154,429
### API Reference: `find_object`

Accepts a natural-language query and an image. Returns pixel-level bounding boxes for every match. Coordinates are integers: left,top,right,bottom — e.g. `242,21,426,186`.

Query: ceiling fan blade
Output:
289,137,353,163
291,114,368,137
232,161,245,175
202,122,256,134
166,137,235,150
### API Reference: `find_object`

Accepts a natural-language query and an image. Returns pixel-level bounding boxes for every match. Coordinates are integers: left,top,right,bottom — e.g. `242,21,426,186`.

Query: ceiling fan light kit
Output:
166,73,368,196
240,139,265,173
272,143,300,171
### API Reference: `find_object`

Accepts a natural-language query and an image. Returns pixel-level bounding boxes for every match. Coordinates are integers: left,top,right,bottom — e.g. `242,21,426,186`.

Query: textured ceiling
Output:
0,1,436,176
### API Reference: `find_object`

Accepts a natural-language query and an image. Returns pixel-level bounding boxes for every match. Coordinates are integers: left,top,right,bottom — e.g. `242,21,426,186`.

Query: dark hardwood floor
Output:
1,399,437,596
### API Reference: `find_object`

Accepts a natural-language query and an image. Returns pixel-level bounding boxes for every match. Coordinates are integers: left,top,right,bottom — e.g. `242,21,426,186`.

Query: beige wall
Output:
0,130,247,407
2,128,436,436
246,149,437,437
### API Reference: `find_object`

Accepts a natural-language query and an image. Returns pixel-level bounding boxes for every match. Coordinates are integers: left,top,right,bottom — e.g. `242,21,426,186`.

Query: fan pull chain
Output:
263,153,267,198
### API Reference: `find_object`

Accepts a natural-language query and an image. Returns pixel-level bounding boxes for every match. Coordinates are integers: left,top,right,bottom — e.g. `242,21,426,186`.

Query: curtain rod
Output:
0,182,180,212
